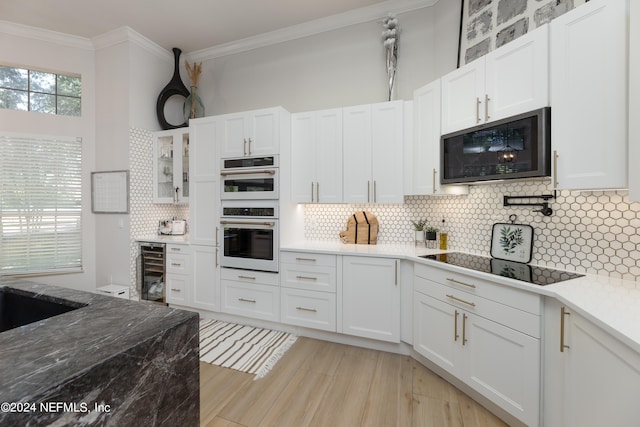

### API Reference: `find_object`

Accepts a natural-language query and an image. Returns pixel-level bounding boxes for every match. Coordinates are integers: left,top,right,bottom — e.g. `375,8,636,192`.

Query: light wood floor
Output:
199,337,508,427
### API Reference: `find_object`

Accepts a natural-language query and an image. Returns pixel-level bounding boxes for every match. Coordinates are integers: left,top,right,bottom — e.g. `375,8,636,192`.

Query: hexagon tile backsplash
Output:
304,180,640,281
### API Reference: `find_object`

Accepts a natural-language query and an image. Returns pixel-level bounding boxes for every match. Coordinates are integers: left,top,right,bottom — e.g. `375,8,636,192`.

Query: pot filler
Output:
421,252,584,286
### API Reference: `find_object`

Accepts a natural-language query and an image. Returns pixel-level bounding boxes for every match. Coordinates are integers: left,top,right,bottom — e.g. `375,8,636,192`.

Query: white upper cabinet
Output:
550,0,628,190
153,128,190,204
441,25,549,135
291,108,343,203
188,117,219,246
343,101,404,204
219,107,283,158
409,80,468,196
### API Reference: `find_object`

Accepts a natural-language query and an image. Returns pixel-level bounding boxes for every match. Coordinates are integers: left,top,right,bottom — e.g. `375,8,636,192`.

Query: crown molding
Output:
0,20,94,50
92,27,171,61
187,0,439,61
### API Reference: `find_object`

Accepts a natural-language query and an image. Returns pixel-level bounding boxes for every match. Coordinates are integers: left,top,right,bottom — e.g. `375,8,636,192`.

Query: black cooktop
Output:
420,252,584,286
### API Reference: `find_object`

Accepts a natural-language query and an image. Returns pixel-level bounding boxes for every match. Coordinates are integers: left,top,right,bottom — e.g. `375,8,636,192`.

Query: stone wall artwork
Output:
460,0,587,66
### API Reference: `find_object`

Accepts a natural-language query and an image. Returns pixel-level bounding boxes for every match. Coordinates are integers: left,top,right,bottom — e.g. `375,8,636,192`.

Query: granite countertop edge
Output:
0,278,198,402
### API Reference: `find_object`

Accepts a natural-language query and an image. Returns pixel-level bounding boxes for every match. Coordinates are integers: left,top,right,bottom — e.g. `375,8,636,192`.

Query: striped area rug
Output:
199,319,297,379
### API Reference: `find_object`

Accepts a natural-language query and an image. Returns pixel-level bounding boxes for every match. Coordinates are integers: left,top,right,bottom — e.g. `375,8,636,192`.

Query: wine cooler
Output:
138,242,166,304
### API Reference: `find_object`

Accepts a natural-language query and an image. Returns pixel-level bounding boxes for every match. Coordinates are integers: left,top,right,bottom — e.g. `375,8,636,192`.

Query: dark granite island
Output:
0,278,199,426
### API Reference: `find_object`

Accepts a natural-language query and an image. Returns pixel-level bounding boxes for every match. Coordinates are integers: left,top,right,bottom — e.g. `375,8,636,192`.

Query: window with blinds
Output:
0,134,82,275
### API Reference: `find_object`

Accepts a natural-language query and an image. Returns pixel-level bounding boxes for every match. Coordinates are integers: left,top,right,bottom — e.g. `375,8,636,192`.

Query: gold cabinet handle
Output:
476,97,482,123
311,182,315,203
215,248,218,268
170,247,181,252
446,277,477,289
446,294,476,307
316,182,319,202
171,263,181,267
171,288,181,292
462,313,468,345
296,275,317,281
239,298,256,303
433,168,437,194
295,257,316,262
454,309,460,342
238,275,256,280
373,180,377,203
243,138,248,156
247,138,252,155
296,306,317,313
561,306,571,352
485,94,490,121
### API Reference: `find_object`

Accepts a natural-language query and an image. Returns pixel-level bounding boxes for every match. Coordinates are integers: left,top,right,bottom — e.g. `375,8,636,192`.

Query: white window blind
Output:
0,134,82,275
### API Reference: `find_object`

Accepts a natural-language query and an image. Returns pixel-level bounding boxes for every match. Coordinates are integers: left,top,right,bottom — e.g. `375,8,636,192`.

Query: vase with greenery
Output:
411,219,427,245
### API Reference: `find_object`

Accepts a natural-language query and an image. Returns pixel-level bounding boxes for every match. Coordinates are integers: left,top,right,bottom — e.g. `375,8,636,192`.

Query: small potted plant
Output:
425,225,439,246
411,219,427,245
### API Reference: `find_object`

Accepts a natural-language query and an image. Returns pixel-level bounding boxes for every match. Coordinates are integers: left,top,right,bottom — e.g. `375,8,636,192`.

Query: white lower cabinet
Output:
220,268,280,322
341,256,400,343
280,251,337,332
165,244,191,306
413,264,540,427
190,245,219,312
544,300,640,427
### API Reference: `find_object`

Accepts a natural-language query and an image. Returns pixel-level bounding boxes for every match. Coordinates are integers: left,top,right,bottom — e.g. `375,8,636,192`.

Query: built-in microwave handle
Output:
220,169,276,176
220,220,275,227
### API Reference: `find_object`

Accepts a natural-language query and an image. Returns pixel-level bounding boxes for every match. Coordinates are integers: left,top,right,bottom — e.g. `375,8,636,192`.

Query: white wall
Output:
0,29,97,291
193,3,460,115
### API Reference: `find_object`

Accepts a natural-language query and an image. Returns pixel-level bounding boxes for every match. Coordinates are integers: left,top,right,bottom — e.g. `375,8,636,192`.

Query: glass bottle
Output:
184,86,205,123
439,218,448,250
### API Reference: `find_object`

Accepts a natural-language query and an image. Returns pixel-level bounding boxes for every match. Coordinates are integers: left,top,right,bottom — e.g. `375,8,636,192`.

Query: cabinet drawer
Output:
280,263,336,292
415,275,540,338
166,274,189,305
221,280,280,322
221,268,279,287
281,288,336,332
166,253,190,274
280,251,337,267
415,262,541,315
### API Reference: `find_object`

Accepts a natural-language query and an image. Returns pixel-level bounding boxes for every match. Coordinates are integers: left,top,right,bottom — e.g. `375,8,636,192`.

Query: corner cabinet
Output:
343,101,404,204
441,24,549,135
153,129,189,204
409,80,468,196
544,299,640,427
550,0,628,190
341,256,400,343
218,107,285,158
290,109,343,203
413,263,541,427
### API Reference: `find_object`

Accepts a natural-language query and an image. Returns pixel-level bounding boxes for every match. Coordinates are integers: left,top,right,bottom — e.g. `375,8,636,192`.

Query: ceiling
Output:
1,0,399,52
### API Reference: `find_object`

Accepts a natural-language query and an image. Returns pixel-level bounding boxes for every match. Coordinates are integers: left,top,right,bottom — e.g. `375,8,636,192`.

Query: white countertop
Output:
282,240,640,354
136,235,190,244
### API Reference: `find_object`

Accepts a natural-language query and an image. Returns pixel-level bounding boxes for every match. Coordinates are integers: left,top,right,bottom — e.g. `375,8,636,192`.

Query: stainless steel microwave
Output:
441,107,551,184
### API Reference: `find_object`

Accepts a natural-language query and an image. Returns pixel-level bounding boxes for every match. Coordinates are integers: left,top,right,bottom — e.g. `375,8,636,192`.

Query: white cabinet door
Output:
413,291,460,372
153,129,189,204
550,0,628,190
560,308,640,427
189,117,219,246
166,274,190,305
219,113,247,158
485,26,549,122
219,108,281,158
291,112,316,203
441,59,485,135
343,101,404,203
343,104,372,203
441,25,549,135
341,256,400,342
411,80,468,196
371,102,403,203
291,109,343,203
191,245,219,312
465,312,540,427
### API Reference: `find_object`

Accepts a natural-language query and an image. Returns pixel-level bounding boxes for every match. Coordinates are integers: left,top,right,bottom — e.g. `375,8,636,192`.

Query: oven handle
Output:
220,169,276,177
220,220,275,227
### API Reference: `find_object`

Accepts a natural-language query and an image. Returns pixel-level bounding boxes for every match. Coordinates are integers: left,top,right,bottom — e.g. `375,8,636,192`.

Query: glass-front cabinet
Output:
153,128,189,204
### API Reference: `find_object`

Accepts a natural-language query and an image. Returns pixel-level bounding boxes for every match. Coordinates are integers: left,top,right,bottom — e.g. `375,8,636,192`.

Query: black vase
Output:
156,48,190,130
